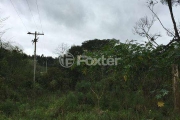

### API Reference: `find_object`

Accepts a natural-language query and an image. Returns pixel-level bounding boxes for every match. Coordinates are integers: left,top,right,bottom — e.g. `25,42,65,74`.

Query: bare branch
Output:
0,17,9,37
147,1,175,37
90,87,99,99
133,16,160,47
55,43,70,56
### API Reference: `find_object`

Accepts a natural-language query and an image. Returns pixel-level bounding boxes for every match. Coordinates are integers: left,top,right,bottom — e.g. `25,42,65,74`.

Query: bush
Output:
65,92,78,111
0,99,19,116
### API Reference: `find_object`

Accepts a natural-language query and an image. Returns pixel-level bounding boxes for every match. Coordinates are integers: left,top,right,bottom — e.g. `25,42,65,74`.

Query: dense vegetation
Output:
1,0,180,119
1,38,180,119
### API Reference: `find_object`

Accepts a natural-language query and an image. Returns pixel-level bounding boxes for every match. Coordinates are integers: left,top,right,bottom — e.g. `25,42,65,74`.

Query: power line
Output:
9,0,28,32
35,0,45,56
36,0,44,33
25,0,38,30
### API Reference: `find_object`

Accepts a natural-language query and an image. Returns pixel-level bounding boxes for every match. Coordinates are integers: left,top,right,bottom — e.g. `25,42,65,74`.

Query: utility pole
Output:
46,57,47,73
0,37,3,49
27,31,44,86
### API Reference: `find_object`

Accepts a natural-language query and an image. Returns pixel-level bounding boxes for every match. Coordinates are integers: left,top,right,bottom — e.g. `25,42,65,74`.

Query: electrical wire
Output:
35,0,46,56
9,0,28,32
36,0,44,33
25,0,38,30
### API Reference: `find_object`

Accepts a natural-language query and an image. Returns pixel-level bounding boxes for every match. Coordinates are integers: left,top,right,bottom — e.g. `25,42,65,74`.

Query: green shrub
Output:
65,92,78,111
0,99,18,116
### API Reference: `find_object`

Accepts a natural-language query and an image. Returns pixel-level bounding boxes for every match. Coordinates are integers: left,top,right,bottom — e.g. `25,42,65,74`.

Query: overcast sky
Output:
0,0,180,57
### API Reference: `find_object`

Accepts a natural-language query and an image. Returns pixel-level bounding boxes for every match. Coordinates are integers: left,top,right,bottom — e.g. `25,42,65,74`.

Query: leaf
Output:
138,56,143,60
155,94,162,99
157,101,164,107
82,69,87,75
160,89,169,96
124,75,127,82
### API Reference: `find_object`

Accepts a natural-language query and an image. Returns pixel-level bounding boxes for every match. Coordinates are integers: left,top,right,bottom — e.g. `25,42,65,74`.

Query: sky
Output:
0,0,180,57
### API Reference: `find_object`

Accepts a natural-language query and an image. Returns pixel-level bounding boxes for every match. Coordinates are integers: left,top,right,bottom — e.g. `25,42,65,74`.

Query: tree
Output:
0,17,8,49
160,0,180,40
68,45,83,56
147,0,180,48
0,17,8,37
55,43,70,56
81,39,119,51
133,16,160,47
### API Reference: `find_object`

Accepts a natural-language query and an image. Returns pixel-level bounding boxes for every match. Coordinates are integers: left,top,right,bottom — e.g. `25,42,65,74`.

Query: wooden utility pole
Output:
172,64,180,112
46,57,47,73
27,31,44,86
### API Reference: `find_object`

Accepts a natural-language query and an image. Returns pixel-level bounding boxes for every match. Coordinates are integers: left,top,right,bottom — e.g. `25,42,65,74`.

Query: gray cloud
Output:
0,0,180,57
42,0,87,29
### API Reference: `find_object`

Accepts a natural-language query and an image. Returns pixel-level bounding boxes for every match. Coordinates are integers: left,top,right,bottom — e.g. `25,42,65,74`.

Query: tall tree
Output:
160,0,180,40
135,0,180,50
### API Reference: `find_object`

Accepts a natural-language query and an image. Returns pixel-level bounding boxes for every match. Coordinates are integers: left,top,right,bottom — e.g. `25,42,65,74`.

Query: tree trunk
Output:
172,64,180,112
167,0,180,41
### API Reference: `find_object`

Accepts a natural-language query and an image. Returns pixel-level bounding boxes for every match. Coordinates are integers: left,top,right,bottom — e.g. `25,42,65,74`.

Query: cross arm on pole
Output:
27,32,35,35
37,33,44,35
27,32,44,35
